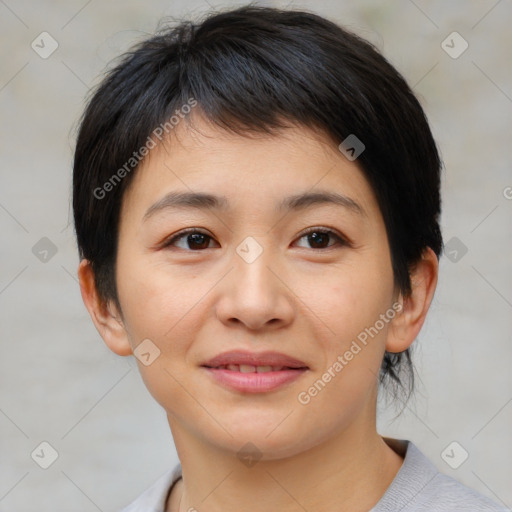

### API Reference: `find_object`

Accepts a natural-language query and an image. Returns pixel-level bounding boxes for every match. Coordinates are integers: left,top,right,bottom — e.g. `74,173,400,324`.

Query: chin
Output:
203,415,324,462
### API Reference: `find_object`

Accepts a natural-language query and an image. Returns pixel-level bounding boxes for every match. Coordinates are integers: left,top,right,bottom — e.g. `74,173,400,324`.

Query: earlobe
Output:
386,247,439,353
77,259,133,357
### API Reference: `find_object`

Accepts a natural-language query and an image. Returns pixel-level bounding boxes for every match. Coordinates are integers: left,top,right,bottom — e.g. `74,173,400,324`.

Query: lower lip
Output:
203,367,307,393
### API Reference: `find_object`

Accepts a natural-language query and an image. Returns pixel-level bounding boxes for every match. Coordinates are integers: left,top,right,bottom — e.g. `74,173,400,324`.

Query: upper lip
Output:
202,350,309,369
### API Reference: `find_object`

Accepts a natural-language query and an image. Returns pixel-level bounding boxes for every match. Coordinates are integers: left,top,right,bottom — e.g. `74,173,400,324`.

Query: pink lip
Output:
203,367,307,393
201,350,309,393
202,350,308,369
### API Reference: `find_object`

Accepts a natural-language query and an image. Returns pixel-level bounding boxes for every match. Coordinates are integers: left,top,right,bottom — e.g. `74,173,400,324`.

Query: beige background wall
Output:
1,1,511,510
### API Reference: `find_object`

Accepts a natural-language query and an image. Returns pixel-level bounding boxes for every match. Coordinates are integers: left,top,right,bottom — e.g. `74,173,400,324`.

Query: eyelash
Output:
160,226,351,251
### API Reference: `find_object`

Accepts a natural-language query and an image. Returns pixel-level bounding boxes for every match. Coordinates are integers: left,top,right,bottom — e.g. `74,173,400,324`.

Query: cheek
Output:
115,256,211,376
116,261,209,413
315,260,394,345
293,272,394,434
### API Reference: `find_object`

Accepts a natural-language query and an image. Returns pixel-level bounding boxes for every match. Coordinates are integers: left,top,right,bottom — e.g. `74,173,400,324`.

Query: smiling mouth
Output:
204,364,306,373
201,364,308,393
200,350,309,392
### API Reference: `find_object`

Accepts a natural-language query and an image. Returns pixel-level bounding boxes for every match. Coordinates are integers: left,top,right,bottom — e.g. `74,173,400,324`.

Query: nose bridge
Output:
233,235,277,300
215,235,293,329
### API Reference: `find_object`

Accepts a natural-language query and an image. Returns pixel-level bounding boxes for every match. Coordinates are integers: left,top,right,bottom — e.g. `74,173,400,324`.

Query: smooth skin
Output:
78,112,438,512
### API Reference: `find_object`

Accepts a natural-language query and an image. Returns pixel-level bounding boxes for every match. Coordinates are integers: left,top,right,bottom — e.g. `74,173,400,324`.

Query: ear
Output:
77,259,133,356
386,247,439,353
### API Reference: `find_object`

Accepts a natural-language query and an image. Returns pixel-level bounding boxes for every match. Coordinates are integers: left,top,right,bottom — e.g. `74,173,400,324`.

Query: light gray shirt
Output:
120,439,508,511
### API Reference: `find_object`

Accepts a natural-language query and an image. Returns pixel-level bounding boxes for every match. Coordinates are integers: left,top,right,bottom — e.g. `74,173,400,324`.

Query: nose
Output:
214,240,295,331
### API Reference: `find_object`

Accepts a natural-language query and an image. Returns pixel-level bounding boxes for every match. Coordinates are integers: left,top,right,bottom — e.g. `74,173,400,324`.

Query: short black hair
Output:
72,4,443,404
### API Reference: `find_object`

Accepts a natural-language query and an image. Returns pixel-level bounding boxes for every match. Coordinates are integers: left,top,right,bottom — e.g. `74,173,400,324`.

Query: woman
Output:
73,5,506,511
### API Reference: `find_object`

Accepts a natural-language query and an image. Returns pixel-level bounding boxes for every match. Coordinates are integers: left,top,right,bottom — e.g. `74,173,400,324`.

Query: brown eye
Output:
295,228,348,250
162,229,216,250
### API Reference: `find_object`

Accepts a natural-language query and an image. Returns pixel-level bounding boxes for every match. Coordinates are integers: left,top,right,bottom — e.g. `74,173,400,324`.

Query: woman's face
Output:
113,115,399,459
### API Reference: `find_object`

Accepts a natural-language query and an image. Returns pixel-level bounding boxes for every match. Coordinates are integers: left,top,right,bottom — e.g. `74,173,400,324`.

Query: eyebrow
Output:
142,190,364,222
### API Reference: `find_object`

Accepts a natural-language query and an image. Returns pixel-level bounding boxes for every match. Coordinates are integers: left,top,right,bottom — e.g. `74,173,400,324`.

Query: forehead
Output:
120,115,378,223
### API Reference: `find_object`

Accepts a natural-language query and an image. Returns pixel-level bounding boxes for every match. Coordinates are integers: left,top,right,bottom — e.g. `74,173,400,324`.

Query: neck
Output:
166,400,404,512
